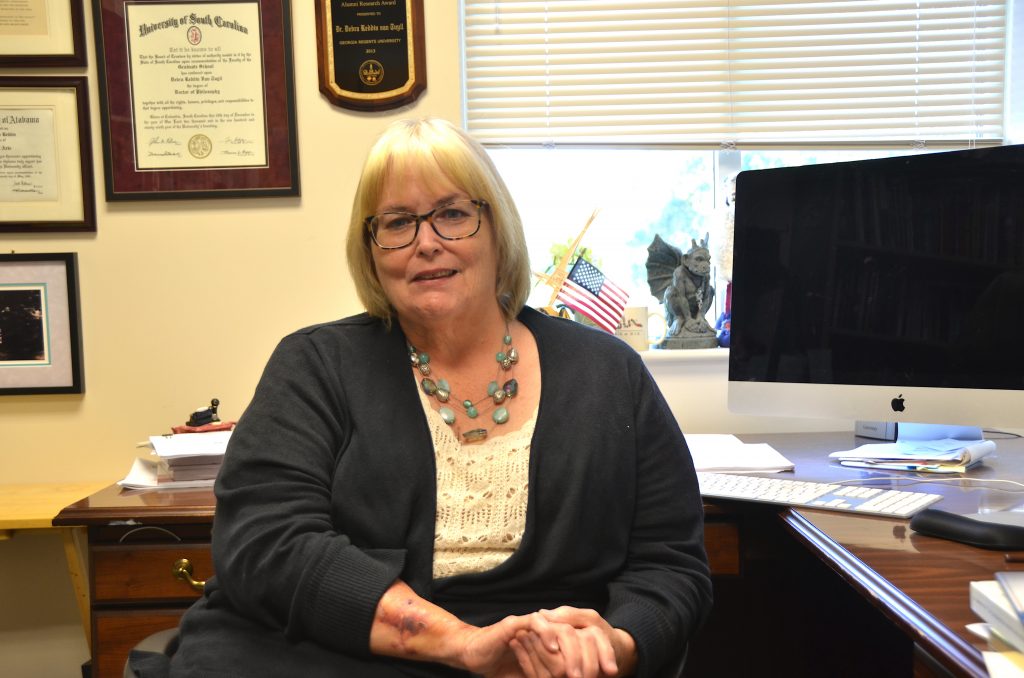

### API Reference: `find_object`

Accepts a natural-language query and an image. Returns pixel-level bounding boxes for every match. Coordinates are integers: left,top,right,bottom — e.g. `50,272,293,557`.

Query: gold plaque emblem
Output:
188,134,213,159
359,60,384,87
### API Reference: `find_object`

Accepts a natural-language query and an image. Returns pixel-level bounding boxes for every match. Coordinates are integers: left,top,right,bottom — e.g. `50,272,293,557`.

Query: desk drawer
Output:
94,610,186,678
704,520,740,576
93,543,212,602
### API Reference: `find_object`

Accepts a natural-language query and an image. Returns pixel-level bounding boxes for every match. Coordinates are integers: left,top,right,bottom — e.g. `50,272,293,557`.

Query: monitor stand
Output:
896,422,984,442
854,421,984,442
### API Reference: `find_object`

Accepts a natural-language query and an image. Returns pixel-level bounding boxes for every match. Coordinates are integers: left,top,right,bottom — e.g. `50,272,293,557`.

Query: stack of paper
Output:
828,438,996,473
118,430,232,490
971,579,1024,654
684,434,796,473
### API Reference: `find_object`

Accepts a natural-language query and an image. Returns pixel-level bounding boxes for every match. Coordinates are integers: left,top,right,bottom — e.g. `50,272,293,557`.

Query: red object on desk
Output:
170,421,236,434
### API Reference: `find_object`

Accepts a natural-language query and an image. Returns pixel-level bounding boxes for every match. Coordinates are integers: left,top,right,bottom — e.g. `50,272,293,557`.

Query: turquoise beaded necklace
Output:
408,324,519,443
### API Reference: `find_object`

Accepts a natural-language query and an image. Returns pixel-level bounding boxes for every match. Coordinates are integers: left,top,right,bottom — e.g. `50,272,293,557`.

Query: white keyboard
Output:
697,472,943,518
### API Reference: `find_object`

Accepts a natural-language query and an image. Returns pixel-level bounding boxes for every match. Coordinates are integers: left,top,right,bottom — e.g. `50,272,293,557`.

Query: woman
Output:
170,118,711,678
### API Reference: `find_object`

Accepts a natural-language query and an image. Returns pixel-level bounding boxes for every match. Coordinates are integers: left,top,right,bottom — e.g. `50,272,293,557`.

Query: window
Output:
495,146,918,312
464,1,1010,315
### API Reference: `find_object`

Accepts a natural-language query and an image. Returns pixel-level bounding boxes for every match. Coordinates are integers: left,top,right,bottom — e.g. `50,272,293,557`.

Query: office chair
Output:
123,627,178,678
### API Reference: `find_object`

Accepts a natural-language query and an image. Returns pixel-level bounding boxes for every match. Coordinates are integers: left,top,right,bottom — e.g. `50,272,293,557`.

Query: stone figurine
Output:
646,234,718,349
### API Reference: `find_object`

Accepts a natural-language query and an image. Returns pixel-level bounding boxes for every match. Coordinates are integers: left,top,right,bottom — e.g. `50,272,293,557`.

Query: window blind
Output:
463,0,1007,146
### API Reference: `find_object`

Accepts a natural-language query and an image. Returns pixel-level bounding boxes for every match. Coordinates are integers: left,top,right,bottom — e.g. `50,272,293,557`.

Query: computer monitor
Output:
727,145,1024,432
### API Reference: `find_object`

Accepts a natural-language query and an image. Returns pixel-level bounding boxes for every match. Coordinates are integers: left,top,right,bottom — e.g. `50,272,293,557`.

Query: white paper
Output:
148,430,231,458
684,434,795,473
125,2,267,170
829,439,995,463
983,651,1024,677
117,456,215,490
970,622,994,641
0,107,58,202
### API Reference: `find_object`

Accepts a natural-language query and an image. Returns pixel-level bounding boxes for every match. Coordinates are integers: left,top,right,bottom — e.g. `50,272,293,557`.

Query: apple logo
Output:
891,394,906,412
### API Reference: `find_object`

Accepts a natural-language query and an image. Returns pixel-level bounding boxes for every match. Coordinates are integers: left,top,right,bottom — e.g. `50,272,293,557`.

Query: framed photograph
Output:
0,76,96,233
93,0,300,200
0,0,87,66
0,253,84,395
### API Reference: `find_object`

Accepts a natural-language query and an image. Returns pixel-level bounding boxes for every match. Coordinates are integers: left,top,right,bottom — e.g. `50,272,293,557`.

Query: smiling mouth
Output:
414,269,457,281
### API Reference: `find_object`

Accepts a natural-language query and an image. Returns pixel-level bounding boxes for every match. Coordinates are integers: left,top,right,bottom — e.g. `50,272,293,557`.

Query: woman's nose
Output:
412,217,443,254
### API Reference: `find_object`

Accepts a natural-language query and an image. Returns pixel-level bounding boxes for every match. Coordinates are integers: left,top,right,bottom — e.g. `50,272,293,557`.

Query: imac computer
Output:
727,144,1024,435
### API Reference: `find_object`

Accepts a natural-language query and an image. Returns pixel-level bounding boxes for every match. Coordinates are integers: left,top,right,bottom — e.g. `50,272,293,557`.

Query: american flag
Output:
555,259,629,333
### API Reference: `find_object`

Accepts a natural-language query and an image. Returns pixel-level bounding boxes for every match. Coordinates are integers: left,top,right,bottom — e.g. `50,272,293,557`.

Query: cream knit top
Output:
418,388,535,580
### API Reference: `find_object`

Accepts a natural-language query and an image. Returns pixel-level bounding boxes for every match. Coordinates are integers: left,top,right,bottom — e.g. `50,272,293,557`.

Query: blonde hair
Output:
346,118,531,321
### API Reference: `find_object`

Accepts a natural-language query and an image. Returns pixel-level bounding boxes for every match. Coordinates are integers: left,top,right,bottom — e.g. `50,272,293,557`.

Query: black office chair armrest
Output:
124,627,178,678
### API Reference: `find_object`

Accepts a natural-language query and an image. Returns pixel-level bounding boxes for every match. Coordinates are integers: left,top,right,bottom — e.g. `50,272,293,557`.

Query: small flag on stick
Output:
555,259,629,333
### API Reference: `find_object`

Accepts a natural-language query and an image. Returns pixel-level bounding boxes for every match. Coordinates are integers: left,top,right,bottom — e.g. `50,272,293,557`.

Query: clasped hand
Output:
460,606,635,678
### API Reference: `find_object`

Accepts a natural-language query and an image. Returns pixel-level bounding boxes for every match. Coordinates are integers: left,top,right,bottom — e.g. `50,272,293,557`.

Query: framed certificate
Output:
93,0,300,200
0,76,96,233
315,0,425,111
0,0,87,66
0,252,84,395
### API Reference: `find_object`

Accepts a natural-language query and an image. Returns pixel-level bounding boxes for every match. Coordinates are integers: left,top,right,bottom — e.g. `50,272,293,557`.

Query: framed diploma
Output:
0,252,84,395
0,0,87,66
93,0,300,200
315,0,426,111
0,77,96,233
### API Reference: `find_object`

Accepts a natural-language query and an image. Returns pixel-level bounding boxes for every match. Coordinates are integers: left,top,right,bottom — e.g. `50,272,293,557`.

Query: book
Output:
996,571,1024,625
970,580,1024,653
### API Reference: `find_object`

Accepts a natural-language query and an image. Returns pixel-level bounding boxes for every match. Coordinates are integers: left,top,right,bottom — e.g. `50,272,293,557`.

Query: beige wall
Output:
0,1,464,486
0,3,465,676
0,3,846,675
0,2,842,488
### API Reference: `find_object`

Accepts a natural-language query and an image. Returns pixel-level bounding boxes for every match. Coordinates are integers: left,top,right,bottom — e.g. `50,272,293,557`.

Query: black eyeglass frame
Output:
364,199,489,250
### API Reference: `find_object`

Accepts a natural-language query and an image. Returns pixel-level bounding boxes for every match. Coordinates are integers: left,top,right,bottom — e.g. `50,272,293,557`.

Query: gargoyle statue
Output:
646,233,718,349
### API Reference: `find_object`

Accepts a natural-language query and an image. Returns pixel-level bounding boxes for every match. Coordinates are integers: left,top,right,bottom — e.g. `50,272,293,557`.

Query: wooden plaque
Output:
315,0,426,111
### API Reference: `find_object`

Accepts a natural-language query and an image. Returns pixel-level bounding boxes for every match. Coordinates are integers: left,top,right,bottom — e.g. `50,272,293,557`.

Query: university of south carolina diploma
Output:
125,2,267,170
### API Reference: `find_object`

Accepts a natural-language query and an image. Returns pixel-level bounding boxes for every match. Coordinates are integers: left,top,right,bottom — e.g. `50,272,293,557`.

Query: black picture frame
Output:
0,0,87,67
0,76,97,233
93,0,300,200
0,253,84,395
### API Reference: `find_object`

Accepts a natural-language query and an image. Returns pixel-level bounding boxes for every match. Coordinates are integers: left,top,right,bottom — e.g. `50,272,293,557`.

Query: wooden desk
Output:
1,481,110,648
54,485,215,678
687,432,1024,678
55,432,1024,678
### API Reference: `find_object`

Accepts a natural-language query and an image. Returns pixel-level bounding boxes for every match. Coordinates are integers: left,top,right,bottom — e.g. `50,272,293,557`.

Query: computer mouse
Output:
910,508,1024,550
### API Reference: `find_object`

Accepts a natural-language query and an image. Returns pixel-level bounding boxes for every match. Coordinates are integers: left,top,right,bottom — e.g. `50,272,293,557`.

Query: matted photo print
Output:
0,253,83,394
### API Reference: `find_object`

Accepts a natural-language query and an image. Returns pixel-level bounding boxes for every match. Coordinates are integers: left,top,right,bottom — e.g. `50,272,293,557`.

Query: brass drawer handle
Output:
172,558,206,592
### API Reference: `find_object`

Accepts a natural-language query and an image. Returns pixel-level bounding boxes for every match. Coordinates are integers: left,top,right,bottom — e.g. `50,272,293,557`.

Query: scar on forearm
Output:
376,598,428,652
399,598,427,637
400,616,427,636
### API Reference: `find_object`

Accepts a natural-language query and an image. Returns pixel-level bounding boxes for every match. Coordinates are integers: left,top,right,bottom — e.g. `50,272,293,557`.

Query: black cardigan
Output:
171,307,712,677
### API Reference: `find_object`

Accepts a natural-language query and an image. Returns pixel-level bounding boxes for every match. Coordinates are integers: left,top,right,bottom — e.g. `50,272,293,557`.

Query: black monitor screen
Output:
729,145,1024,393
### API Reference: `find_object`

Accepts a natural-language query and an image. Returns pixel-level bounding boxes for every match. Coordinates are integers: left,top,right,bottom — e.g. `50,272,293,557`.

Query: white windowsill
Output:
639,347,729,364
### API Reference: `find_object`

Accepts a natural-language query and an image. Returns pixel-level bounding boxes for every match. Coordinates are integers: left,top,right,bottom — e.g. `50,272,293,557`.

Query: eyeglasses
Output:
365,199,488,250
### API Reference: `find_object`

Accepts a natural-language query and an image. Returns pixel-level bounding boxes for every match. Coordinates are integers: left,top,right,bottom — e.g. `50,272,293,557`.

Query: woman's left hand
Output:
508,607,636,677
